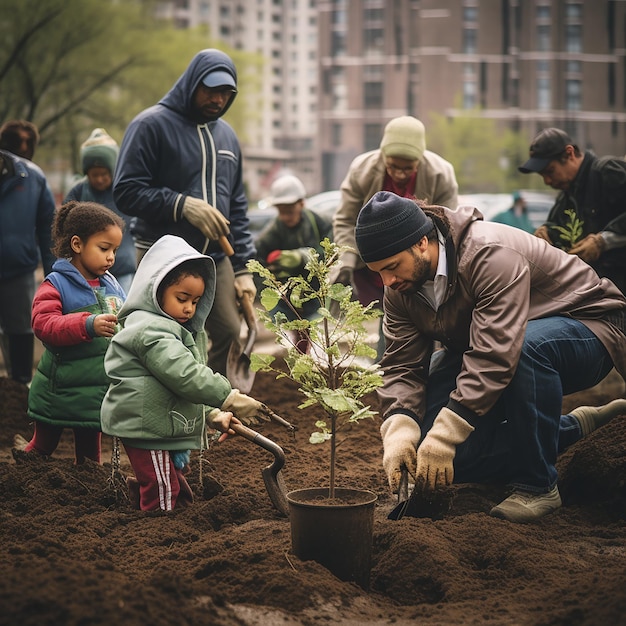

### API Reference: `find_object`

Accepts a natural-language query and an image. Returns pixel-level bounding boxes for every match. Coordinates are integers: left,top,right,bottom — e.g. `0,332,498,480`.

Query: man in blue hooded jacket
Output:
113,49,256,377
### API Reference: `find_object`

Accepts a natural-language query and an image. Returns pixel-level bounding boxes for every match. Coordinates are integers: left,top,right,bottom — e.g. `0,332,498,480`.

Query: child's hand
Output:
94,313,118,337
209,410,241,443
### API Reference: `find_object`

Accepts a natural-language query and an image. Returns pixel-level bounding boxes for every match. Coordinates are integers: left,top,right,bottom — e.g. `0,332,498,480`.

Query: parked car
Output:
458,190,556,230
248,189,341,243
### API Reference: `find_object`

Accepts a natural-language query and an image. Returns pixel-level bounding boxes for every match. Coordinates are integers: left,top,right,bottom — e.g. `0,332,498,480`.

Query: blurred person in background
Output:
332,116,458,359
0,147,55,384
492,191,535,234
64,128,136,293
255,174,333,352
0,119,39,161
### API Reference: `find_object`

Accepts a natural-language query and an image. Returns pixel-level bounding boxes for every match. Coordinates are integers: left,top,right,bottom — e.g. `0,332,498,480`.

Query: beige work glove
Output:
221,389,274,426
568,233,606,263
415,407,474,492
380,414,422,492
234,272,257,300
182,197,230,240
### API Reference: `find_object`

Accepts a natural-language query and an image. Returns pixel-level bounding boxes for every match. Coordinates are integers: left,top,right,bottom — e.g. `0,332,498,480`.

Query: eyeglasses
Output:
385,162,418,175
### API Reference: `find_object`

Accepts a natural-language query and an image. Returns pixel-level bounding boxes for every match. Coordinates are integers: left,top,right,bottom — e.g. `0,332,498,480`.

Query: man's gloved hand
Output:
221,389,274,426
266,249,302,270
170,450,191,470
568,233,606,263
380,414,422,492
182,197,230,240
415,407,474,492
234,272,257,300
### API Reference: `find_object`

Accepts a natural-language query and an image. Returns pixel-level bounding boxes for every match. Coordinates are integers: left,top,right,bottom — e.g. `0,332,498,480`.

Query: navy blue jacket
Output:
113,49,255,272
0,150,56,280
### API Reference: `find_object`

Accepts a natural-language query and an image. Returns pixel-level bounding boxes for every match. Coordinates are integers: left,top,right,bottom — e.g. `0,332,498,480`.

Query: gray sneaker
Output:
490,486,562,523
570,398,626,437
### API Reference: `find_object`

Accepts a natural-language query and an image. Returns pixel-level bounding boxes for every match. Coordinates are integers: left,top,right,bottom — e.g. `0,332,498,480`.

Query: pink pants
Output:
123,444,194,512
25,422,101,464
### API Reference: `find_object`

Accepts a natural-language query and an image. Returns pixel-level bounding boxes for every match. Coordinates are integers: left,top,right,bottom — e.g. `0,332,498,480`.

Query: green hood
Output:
119,234,215,333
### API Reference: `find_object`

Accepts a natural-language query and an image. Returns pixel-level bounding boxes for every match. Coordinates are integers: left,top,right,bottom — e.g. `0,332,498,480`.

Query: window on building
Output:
333,8,346,25
332,31,346,56
332,77,347,111
463,28,477,54
537,77,551,110
364,124,383,151
364,8,384,22
608,63,616,106
364,27,385,56
566,60,582,74
565,3,582,19
565,79,582,110
463,6,478,22
463,63,477,108
463,80,477,108
536,5,550,20
363,82,383,108
565,24,582,53
536,24,550,51
332,123,342,146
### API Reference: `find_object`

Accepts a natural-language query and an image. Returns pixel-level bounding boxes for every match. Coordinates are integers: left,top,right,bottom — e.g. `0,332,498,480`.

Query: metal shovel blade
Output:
387,467,452,520
231,422,289,516
226,293,258,393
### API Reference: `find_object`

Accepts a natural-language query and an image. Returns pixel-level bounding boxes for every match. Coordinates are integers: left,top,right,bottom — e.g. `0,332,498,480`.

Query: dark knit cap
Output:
355,191,434,263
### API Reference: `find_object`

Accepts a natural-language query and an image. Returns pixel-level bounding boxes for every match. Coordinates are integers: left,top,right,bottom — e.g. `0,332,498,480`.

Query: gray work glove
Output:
182,197,230,240
234,272,257,301
221,389,275,426
415,407,474,492
380,414,422,492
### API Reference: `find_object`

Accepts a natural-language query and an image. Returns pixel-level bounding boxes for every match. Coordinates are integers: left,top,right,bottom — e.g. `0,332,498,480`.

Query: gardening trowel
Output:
226,292,258,393
230,422,289,516
387,467,452,520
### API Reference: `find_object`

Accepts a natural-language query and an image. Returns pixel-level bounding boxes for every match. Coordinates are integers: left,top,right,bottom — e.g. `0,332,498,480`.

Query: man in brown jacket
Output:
355,191,626,523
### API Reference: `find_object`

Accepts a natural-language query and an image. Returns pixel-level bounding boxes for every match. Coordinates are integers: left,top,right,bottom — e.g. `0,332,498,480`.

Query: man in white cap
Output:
332,116,458,359
255,174,333,352
355,191,626,523
114,49,257,377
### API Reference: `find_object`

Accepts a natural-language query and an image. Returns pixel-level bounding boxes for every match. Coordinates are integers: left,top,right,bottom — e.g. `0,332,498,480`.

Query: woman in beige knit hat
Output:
331,115,458,360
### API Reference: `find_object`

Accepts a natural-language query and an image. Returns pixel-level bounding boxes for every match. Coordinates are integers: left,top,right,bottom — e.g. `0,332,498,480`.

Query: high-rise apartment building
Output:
319,0,626,190
158,0,320,200
160,1,625,196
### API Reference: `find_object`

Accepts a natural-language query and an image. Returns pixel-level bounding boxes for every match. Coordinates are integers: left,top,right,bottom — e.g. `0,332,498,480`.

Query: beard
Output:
404,248,432,293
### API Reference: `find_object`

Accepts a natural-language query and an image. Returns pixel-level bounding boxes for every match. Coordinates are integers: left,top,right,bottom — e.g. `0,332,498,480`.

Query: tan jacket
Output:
333,149,458,269
378,204,626,423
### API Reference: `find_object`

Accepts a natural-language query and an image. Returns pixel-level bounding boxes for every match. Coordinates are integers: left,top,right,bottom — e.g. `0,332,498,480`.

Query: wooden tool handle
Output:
219,235,234,256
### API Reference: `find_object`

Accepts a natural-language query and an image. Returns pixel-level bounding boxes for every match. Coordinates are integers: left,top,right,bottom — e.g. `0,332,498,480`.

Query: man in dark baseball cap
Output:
518,127,626,294
518,128,576,174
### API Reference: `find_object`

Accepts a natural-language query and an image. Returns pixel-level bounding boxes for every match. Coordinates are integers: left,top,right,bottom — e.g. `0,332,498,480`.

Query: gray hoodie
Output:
101,235,232,450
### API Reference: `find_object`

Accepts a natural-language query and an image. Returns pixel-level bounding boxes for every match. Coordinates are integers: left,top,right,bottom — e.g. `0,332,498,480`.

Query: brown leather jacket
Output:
378,204,626,423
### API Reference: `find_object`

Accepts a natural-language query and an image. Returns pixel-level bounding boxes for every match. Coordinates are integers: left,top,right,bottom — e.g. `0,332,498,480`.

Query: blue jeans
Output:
422,317,613,493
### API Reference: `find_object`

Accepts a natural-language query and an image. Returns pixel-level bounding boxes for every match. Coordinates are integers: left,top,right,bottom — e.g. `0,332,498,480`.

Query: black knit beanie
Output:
355,191,434,263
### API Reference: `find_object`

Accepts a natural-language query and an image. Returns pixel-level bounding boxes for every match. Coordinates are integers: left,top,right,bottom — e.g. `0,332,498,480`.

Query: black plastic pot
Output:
286,487,377,589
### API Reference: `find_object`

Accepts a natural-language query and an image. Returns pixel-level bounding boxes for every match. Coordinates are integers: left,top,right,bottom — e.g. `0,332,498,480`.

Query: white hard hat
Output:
267,175,306,206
